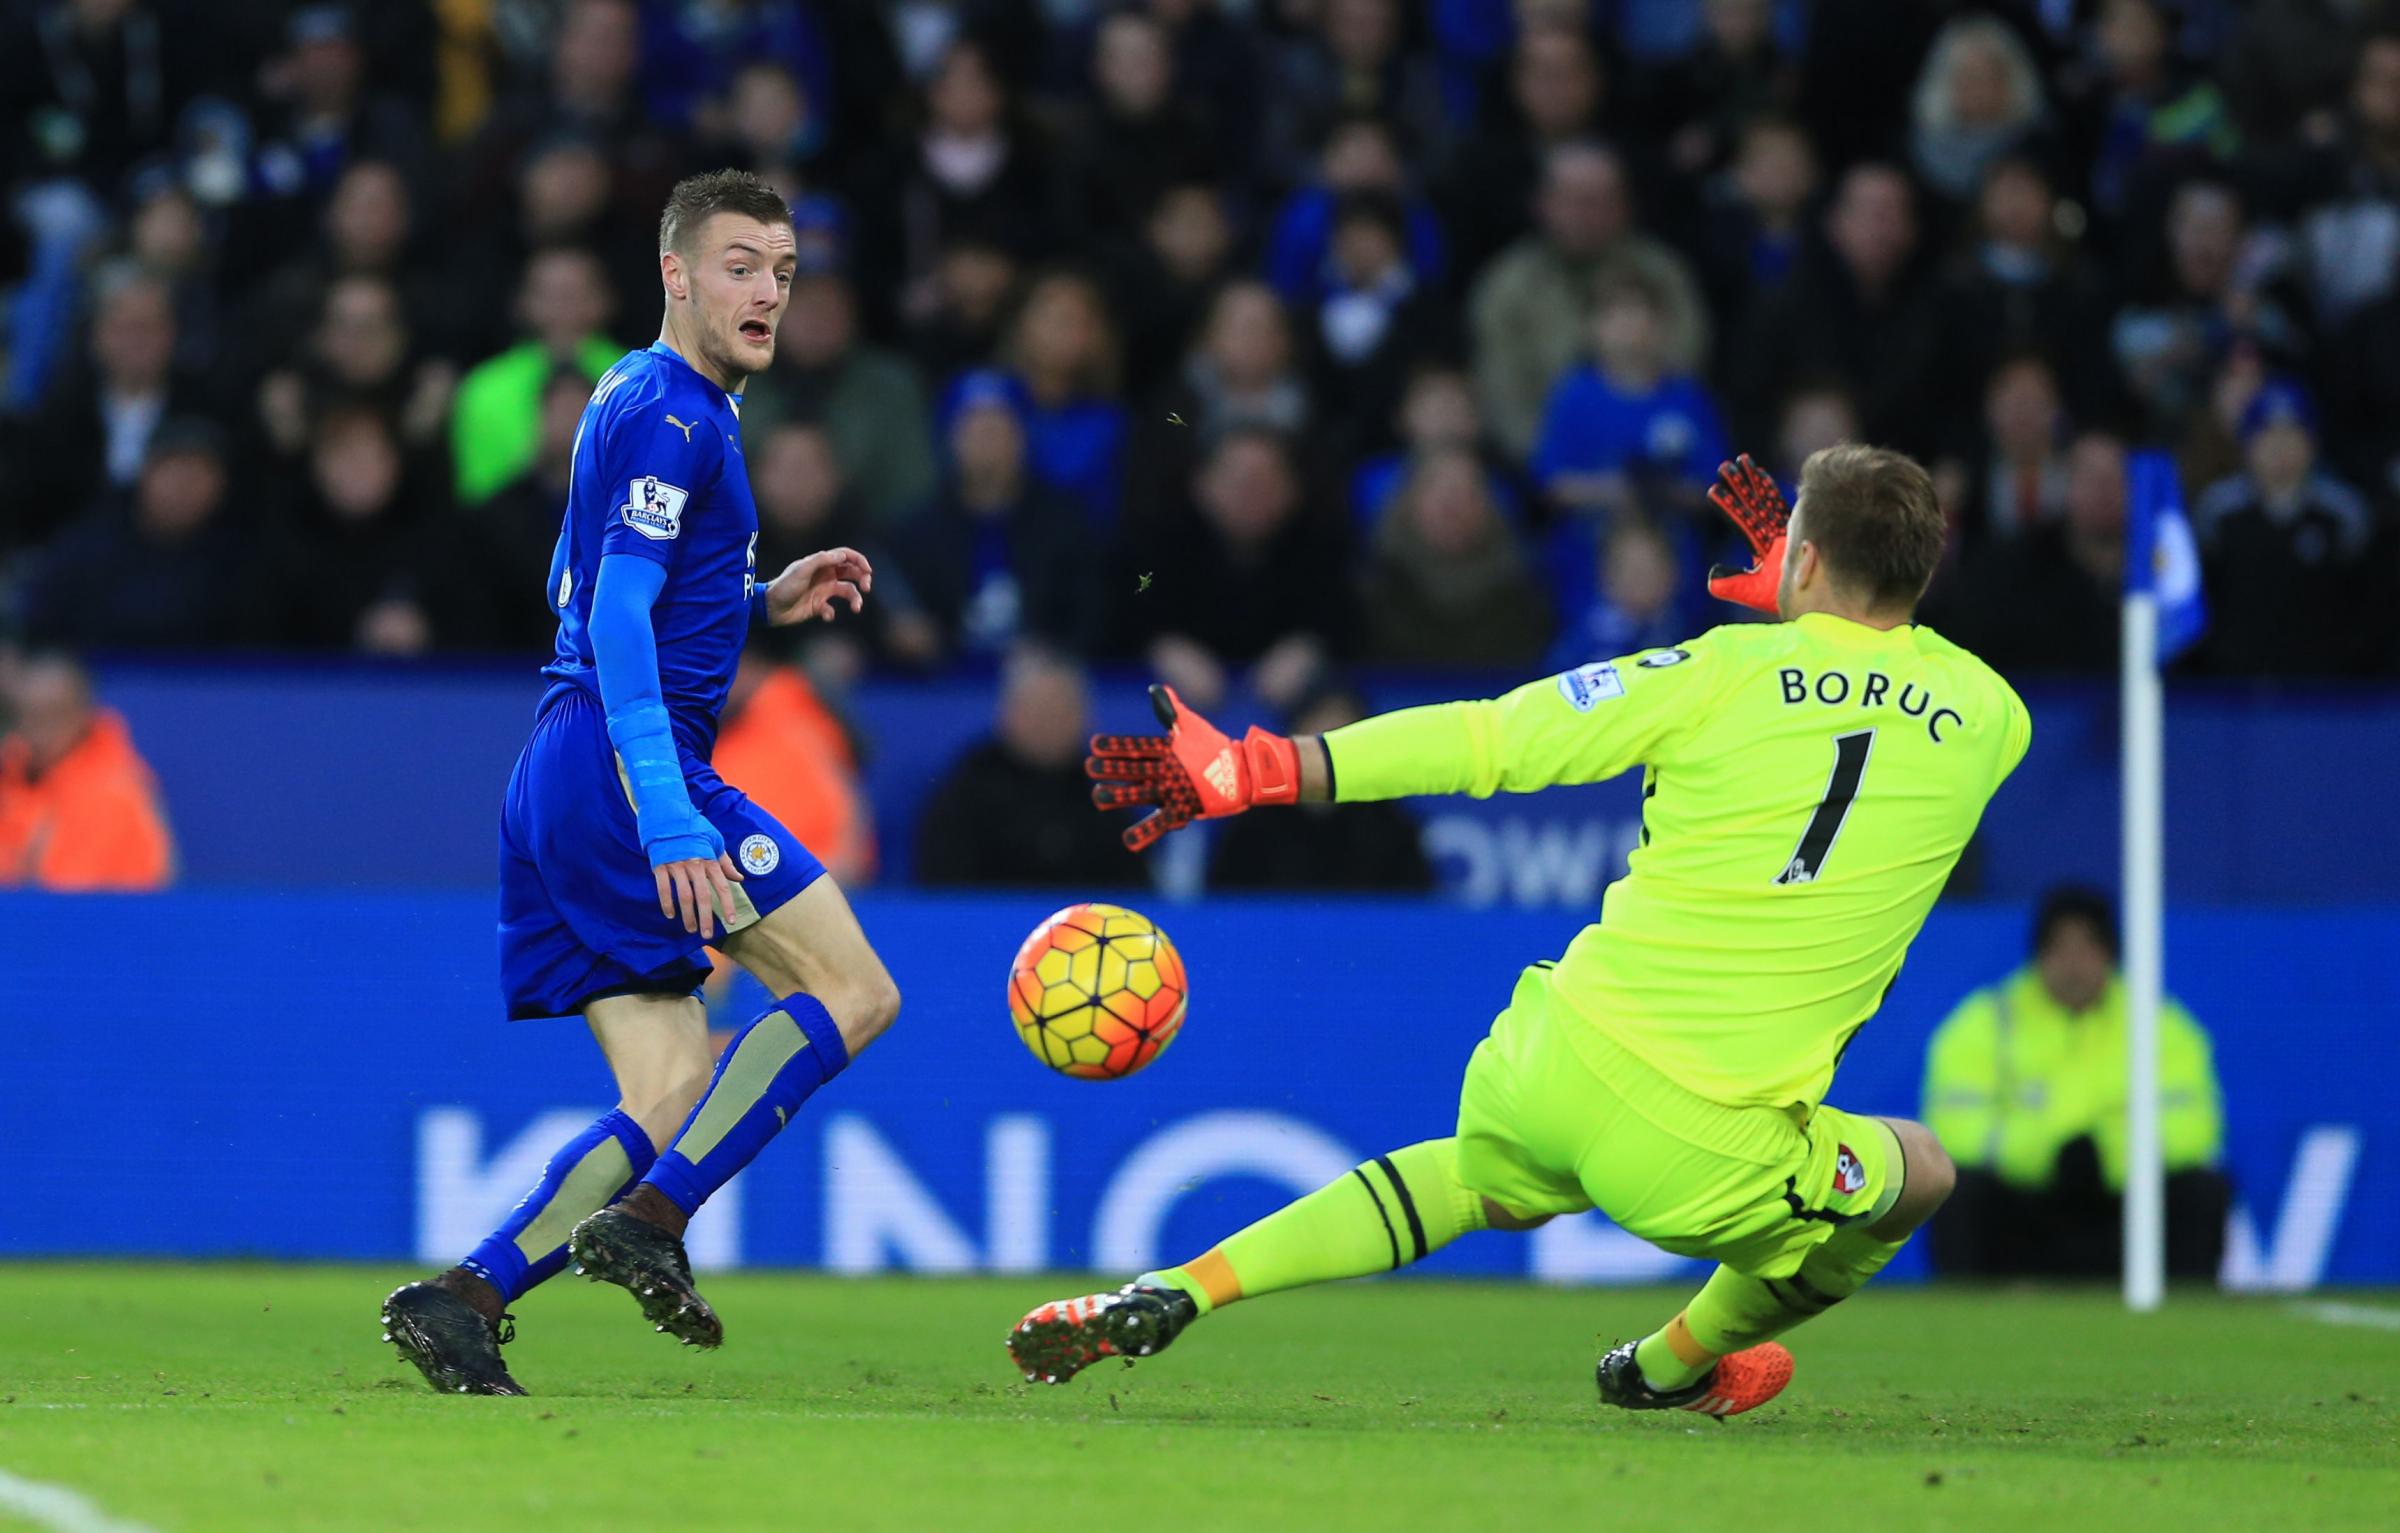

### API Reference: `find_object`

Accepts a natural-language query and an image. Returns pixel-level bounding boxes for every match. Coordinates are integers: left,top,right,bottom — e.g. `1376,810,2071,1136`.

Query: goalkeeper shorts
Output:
1454,964,1896,1280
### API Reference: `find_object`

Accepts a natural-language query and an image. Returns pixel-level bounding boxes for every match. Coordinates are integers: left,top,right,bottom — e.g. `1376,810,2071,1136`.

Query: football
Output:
1006,902,1189,1080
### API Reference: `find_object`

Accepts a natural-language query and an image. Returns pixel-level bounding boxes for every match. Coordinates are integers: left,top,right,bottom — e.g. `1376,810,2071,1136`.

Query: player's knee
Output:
828,969,901,1054
1482,1198,1552,1232
1880,1118,1956,1233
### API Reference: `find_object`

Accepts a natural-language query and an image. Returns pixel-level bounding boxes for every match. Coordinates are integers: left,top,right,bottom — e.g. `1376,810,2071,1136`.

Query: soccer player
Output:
1008,447,2029,1417
381,171,899,1395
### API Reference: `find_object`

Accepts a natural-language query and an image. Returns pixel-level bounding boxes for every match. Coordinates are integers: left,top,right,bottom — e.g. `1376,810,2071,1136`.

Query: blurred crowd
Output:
5,0,2400,700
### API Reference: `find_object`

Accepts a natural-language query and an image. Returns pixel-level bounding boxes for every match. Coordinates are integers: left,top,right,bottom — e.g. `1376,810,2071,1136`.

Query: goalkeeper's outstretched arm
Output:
1090,652,1713,851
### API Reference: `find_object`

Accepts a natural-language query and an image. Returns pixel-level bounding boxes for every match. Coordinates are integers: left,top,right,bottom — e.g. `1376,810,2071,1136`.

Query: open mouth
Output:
739,319,772,344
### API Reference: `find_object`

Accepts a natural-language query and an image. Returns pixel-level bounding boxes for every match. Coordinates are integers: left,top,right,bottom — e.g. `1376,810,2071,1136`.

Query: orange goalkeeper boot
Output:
1596,1338,1794,1419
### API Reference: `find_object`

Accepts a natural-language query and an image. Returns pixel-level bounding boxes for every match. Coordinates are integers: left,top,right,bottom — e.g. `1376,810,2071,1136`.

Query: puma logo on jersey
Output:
665,413,697,442
1202,749,1240,800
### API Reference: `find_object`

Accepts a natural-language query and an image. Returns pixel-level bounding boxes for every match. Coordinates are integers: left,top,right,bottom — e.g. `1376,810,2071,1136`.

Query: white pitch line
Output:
2291,1300,2400,1332
0,1468,160,1533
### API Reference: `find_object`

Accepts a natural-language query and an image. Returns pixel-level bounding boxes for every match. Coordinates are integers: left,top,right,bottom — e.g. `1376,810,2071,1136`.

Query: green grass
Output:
0,1266,2393,1533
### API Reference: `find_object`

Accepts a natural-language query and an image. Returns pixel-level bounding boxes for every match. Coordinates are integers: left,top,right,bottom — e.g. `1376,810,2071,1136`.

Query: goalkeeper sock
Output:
636,993,849,1221
460,1108,656,1304
1143,1139,1488,1315
1636,1124,1912,1391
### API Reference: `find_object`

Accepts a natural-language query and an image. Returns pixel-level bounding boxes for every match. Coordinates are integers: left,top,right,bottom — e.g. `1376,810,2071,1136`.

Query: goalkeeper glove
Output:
1705,453,1790,615
1086,685,1302,852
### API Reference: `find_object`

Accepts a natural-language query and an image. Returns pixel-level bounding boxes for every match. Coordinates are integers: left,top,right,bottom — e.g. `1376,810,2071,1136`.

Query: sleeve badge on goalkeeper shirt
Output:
738,833,781,875
1833,1144,1866,1197
621,475,689,540
1556,662,1625,712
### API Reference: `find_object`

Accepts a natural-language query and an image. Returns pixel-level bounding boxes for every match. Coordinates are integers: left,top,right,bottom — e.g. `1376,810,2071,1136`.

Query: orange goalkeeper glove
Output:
1705,453,1789,614
1086,685,1302,852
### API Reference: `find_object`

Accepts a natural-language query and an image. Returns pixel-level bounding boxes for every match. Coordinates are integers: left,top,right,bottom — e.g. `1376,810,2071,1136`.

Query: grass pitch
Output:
0,1265,2392,1533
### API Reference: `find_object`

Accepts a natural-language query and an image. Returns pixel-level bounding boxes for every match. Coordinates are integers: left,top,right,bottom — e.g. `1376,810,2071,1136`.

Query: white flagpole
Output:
2121,586,2167,1312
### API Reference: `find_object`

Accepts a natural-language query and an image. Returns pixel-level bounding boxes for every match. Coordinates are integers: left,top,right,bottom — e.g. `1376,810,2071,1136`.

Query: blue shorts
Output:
498,686,826,1019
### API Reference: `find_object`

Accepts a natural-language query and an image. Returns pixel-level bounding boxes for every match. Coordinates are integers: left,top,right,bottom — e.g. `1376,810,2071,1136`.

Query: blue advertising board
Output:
86,661,2400,905
2,893,2388,1287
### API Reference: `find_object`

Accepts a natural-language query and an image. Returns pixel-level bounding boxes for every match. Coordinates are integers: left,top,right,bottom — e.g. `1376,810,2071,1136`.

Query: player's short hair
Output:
657,169,791,257
1795,444,1945,611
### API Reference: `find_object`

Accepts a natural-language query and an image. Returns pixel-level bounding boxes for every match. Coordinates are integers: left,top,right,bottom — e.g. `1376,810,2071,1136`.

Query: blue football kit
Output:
497,342,826,1020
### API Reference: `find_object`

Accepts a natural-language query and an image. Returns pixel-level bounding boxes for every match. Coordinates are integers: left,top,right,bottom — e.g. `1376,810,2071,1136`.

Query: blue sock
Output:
640,993,849,1214
460,1108,655,1303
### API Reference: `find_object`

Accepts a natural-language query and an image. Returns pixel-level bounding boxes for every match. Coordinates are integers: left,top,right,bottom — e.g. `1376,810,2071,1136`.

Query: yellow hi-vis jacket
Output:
1921,967,2223,1192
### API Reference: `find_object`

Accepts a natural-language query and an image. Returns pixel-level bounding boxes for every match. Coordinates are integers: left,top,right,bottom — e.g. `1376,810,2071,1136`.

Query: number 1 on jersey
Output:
1777,728,1876,885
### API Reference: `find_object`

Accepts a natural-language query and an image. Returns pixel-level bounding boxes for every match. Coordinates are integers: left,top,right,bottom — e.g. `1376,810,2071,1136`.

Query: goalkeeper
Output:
1008,445,2030,1418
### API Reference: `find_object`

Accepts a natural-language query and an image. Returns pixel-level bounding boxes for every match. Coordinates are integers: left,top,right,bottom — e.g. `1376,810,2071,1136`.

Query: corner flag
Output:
2125,449,2206,663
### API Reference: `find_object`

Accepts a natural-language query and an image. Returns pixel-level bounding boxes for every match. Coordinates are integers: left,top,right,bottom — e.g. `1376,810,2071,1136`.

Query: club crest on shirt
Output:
621,475,689,541
1833,1144,1866,1197
738,833,780,875
1555,662,1624,711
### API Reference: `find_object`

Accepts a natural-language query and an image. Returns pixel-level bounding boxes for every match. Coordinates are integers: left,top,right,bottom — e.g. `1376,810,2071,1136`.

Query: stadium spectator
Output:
450,246,618,505
1357,445,1550,669
248,407,440,653
2110,178,2306,445
1958,352,2072,543
13,266,210,549
0,651,174,892
2281,30,2400,327
1438,18,1610,282
452,134,660,357
1471,141,1710,463
1935,156,2119,428
1922,886,2229,1281
1908,15,2052,209
1263,114,1447,314
256,273,456,466
1137,427,1349,711
1531,269,1730,520
1936,429,2127,676
1347,361,1514,529
743,266,936,527
973,269,1131,525
444,368,588,650
2064,0,2238,230
904,231,1023,382
1053,9,1219,249
1258,0,1451,194
1637,0,1799,183
244,4,431,207
1306,191,1449,451
1106,180,1238,401
748,421,935,675
1547,516,1710,669
1206,674,1433,893
464,0,686,218
122,178,224,382
1736,162,1944,456
871,38,1049,325
1691,117,1817,349
897,375,1096,660
712,647,874,886
237,159,463,383
0,0,216,205
1130,281,1312,531
17,419,249,650
914,645,1143,888
2192,380,2384,678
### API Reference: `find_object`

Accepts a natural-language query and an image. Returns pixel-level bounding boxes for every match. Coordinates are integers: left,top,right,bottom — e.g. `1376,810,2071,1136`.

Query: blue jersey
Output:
542,343,760,752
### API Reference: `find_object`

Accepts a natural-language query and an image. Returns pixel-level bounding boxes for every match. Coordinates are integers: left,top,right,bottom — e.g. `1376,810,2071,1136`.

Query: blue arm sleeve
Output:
592,553,720,868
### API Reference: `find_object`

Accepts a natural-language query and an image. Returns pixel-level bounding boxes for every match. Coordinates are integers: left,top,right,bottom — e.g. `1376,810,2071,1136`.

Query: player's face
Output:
677,213,798,381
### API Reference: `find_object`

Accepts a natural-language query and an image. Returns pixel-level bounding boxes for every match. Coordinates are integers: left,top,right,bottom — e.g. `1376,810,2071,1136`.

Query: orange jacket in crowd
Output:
0,708,176,891
711,667,875,883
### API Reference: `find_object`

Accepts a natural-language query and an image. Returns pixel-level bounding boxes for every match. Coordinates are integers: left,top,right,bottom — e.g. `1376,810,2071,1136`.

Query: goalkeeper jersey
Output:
1324,613,2031,1111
